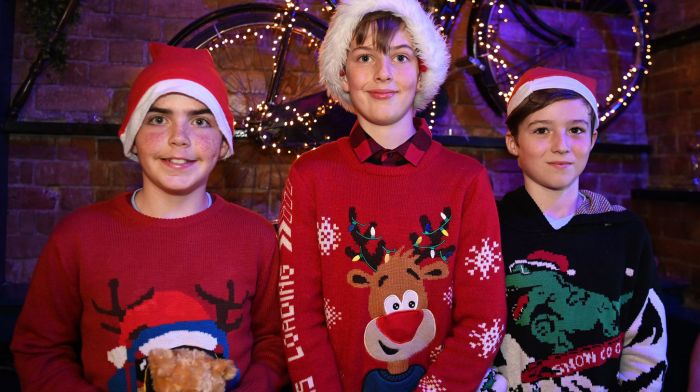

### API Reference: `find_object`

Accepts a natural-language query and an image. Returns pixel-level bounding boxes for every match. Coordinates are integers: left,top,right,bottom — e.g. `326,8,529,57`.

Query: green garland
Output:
23,0,80,69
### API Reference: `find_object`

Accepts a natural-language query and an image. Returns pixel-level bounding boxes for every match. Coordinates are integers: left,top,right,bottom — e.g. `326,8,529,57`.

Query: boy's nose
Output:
169,122,191,146
375,56,393,81
551,130,570,153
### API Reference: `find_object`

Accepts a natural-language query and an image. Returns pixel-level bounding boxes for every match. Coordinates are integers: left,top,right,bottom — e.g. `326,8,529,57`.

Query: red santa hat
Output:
507,67,599,129
118,42,234,161
511,250,576,276
318,0,450,113
106,291,215,369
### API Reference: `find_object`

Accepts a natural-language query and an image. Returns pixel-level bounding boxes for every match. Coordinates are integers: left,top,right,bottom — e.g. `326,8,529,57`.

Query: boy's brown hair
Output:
352,11,407,54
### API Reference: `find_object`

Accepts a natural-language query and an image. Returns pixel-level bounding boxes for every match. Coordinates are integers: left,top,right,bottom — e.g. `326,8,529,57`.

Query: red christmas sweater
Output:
278,136,506,391
11,193,286,392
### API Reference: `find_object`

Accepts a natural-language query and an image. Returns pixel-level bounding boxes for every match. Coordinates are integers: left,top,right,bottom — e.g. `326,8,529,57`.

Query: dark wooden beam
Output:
0,0,16,284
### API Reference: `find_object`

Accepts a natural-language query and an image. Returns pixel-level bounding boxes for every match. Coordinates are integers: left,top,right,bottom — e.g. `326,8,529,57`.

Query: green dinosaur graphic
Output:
508,262,632,354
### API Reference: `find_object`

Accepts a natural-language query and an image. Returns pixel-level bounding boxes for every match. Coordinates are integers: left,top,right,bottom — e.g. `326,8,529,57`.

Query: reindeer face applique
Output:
92,279,247,392
348,250,448,367
344,207,452,388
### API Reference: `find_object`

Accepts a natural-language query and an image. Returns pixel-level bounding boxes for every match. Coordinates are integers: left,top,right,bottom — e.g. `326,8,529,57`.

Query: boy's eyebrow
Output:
527,119,589,127
147,106,213,116
350,44,416,53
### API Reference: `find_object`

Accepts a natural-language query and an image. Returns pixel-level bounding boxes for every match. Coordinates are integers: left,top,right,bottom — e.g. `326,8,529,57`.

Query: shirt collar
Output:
349,117,432,166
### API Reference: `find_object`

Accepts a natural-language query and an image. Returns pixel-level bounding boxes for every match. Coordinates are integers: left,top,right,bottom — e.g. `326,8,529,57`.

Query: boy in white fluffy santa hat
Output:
278,0,506,391
12,42,286,391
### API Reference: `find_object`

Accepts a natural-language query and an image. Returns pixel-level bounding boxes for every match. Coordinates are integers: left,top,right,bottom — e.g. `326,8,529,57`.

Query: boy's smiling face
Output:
506,98,597,194
342,26,420,128
133,93,227,197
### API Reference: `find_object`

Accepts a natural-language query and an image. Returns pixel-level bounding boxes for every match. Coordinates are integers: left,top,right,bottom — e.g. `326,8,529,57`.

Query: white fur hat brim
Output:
319,0,450,112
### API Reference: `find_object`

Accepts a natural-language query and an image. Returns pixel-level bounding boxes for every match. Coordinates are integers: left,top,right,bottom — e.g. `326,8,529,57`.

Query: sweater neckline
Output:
337,136,441,176
116,191,226,227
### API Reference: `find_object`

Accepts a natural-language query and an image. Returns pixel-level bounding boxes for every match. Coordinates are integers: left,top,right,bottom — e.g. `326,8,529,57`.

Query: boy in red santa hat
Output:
277,0,506,391
494,66,667,390
12,42,286,391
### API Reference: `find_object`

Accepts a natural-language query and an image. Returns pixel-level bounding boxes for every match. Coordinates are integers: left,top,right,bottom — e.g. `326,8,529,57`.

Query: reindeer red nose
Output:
376,310,424,344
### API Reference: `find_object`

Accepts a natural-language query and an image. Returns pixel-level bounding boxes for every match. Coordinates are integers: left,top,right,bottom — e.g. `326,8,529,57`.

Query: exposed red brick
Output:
115,0,146,15
5,234,48,259
17,210,36,234
60,187,96,211
66,39,109,62
57,137,97,161
148,1,208,18
109,40,146,64
89,64,142,88
8,186,58,210
35,86,110,112
9,136,56,160
35,212,57,236
97,139,127,161
42,63,90,86
110,161,142,187
89,15,161,40
84,0,112,13
89,161,112,186
34,161,91,186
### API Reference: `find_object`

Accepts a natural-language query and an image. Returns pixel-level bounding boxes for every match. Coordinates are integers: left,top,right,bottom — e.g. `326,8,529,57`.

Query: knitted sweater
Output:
11,193,286,392
278,136,506,391
495,187,667,391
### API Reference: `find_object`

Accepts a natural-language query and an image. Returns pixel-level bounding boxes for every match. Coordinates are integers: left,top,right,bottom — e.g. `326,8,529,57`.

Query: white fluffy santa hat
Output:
318,0,450,113
118,42,234,161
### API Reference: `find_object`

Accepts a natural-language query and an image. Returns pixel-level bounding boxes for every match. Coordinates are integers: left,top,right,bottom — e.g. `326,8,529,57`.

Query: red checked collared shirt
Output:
349,117,433,166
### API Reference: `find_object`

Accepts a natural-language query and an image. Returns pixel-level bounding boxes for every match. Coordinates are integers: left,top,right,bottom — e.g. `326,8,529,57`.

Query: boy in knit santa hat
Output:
277,0,505,391
494,67,667,390
12,42,286,391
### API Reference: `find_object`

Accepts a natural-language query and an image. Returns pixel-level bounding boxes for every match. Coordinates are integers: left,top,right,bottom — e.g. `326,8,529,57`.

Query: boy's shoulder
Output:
431,141,487,175
215,196,276,235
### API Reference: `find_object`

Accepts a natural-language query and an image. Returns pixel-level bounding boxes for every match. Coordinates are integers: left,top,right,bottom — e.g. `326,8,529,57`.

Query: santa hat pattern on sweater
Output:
506,67,599,130
318,0,450,112
118,42,234,161
510,250,576,276
106,291,223,369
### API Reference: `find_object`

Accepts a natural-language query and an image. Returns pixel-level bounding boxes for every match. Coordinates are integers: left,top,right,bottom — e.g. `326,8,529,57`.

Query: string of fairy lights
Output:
471,0,652,125
203,0,651,156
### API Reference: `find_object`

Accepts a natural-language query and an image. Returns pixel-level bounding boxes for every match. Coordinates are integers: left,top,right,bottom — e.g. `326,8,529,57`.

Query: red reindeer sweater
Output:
278,135,506,391
11,194,286,391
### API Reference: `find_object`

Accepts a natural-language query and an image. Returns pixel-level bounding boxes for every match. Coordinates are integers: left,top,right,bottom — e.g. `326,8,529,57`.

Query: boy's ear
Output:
505,131,519,157
340,68,349,93
218,140,229,159
591,129,598,149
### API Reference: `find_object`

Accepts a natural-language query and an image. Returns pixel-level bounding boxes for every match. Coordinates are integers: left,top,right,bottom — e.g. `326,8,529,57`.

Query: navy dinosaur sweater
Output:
494,187,667,391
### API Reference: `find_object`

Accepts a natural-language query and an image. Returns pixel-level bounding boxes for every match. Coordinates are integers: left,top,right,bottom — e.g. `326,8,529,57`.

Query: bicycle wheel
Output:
169,3,345,152
467,0,651,130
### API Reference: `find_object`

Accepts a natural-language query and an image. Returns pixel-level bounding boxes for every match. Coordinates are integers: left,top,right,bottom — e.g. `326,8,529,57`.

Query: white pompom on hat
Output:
507,67,599,129
118,42,234,161
318,0,450,113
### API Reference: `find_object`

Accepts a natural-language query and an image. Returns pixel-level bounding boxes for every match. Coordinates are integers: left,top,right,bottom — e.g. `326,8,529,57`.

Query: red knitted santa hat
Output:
118,42,234,161
507,67,599,129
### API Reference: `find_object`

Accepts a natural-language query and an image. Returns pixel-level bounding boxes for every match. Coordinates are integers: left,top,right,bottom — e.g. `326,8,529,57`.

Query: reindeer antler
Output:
92,278,155,334
410,207,455,264
345,207,396,272
196,280,250,332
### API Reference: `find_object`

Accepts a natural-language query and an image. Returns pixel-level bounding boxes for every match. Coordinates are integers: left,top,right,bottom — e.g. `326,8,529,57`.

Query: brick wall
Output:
7,0,653,283
633,0,700,306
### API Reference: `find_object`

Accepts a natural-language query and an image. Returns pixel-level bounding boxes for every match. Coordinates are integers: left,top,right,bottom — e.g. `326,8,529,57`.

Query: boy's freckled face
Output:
132,93,227,196
506,99,597,193
342,27,420,127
